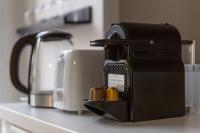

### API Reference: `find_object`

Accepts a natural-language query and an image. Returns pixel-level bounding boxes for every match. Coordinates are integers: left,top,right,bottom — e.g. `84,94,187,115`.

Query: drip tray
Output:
84,100,128,122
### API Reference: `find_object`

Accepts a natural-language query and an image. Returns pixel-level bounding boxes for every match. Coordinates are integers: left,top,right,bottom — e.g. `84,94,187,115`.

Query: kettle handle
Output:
10,34,35,94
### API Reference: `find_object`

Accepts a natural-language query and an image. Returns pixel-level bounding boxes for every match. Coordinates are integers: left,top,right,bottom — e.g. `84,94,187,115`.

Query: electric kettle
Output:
53,50,104,114
10,31,73,107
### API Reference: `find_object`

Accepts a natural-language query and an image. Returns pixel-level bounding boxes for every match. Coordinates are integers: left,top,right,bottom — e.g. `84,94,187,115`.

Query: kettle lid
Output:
36,31,72,41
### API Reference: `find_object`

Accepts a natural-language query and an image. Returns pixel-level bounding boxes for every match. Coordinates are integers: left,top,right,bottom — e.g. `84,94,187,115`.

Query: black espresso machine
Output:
84,22,185,122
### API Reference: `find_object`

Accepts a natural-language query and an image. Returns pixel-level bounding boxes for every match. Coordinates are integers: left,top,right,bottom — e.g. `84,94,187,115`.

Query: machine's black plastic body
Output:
84,22,185,122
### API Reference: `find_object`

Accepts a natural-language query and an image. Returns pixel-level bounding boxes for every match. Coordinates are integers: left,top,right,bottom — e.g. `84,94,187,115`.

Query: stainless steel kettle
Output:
10,31,73,107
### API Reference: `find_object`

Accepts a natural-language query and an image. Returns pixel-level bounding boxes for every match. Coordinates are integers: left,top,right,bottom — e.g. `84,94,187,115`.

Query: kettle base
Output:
30,93,53,108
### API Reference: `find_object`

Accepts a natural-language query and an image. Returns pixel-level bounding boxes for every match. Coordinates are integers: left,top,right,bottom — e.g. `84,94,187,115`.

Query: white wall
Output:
0,0,119,102
3,0,200,103
120,0,200,63
0,0,26,102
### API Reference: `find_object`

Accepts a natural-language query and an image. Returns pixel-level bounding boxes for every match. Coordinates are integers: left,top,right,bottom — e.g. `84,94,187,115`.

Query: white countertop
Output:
0,103,200,133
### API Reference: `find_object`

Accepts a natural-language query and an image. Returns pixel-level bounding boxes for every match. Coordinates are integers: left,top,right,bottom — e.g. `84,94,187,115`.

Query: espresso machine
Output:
84,22,185,122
